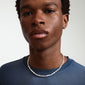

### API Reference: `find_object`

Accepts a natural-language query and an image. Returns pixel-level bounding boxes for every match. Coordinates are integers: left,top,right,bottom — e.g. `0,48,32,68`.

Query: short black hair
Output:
15,0,70,18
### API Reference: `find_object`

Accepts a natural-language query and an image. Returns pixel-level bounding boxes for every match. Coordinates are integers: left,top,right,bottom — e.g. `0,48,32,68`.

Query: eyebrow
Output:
20,2,58,11
43,2,58,8
20,5,31,11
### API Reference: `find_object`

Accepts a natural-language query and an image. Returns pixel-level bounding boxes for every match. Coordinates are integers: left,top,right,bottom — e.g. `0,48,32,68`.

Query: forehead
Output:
20,0,62,8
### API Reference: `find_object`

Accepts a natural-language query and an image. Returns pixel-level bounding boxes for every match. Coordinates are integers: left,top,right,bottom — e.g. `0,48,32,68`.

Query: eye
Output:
22,11,32,17
44,9,55,14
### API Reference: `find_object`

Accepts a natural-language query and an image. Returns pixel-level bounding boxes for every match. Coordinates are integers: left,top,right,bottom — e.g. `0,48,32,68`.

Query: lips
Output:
30,29,48,39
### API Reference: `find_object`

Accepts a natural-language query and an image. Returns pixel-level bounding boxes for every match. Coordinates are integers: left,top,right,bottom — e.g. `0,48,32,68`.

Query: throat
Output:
28,53,65,69
27,55,65,77
29,39,65,69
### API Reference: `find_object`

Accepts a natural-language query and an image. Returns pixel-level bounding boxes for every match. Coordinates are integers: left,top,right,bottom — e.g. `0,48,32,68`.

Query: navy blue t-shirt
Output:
0,56,85,85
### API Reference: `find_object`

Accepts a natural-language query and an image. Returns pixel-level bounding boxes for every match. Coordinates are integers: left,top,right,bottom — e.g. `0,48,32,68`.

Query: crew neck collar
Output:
23,56,73,75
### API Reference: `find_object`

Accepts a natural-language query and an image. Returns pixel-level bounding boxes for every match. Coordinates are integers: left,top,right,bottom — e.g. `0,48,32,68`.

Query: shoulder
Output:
0,56,27,75
0,57,23,70
0,56,28,84
64,57,85,71
62,57,85,83
70,59,85,70
66,58,85,75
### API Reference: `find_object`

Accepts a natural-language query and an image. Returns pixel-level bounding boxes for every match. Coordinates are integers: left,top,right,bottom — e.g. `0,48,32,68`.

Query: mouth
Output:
30,30,48,39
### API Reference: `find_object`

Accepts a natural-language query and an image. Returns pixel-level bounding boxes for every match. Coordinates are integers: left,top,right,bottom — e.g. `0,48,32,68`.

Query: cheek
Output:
49,27,62,40
20,19,32,42
47,14,63,30
46,19,63,39
20,19,31,34
46,16,63,41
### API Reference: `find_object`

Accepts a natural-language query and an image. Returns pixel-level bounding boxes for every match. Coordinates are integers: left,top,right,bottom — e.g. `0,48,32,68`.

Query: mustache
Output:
29,28,48,37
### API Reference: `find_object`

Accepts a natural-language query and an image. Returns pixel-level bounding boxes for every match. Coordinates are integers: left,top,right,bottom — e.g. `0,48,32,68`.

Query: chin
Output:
30,43,48,51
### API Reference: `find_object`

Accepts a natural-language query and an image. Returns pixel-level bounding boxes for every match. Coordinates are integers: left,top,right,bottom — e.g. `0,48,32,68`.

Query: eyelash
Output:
22,11,32,16
44,9,55,13
22,9,55,17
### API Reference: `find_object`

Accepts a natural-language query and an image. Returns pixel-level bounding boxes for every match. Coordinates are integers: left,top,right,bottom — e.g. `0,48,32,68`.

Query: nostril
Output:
32,22,44,26
40,22,44,24
32,23,36,26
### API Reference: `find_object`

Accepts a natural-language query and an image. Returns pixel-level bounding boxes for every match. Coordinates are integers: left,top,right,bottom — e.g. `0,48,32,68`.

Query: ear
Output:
62,14,69,29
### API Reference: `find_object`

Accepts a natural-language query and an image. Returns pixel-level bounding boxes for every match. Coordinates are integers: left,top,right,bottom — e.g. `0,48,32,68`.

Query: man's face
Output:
20,0,68,51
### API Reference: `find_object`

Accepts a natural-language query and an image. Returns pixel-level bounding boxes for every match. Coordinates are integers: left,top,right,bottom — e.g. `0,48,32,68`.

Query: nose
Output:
32,10,45,26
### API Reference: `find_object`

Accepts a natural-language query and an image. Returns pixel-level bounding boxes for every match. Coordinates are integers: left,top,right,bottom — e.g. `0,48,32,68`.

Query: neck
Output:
28,39,66,69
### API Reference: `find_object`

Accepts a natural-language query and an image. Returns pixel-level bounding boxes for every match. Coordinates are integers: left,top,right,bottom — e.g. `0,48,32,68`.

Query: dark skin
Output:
20,0,68,69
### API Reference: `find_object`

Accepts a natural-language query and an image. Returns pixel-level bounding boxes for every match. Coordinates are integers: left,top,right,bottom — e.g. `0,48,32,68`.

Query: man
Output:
0,0,85,85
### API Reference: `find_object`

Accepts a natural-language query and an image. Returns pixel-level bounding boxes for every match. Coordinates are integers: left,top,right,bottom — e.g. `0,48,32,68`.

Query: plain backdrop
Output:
0,0,85,66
